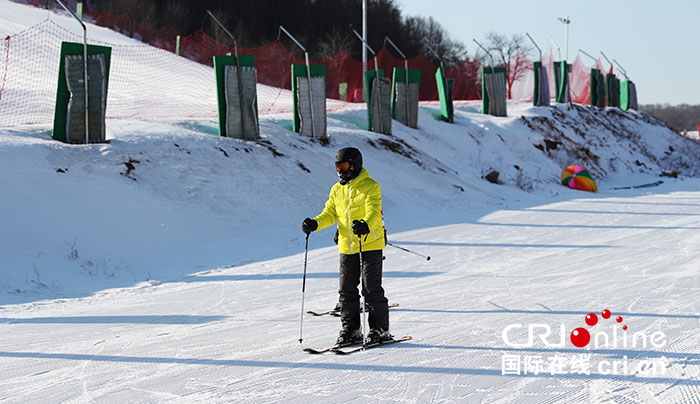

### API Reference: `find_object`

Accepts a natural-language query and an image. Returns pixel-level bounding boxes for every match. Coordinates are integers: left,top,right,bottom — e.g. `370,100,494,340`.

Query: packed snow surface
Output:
1,1,700,403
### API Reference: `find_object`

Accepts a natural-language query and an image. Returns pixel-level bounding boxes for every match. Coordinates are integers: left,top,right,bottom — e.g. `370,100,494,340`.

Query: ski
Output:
305,309,338,317
330,336,412,355
303,340,363,354
307,303,399,317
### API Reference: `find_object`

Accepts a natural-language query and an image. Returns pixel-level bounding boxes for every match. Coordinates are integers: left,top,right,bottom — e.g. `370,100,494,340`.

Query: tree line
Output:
91,0,467,65
641,104,700,132
91,0,533,69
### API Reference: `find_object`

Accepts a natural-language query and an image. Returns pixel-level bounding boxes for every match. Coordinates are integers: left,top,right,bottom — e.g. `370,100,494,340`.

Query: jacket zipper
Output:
346,184,354,254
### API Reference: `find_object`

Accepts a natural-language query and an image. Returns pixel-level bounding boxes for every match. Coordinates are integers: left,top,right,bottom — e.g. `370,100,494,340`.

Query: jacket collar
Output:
342,167,368,186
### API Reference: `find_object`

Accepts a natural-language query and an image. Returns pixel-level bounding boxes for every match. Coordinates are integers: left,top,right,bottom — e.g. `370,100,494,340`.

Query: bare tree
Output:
404,15,468,66
478,32,533,99
316,29,351,59
642,103,700,131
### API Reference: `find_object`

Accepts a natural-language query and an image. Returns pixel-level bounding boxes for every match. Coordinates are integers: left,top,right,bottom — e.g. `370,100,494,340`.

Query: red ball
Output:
616,316,623,323
585,313,598,326
570,328,591,348
601,309,611,319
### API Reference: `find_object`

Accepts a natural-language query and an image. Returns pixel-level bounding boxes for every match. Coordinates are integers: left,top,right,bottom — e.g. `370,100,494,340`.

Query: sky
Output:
397,0,700,106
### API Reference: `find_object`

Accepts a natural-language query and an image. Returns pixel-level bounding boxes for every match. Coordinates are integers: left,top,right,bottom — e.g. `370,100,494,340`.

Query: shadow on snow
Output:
180,271,443,282
0,350,697,386
392,308,700,320
0,315,228,325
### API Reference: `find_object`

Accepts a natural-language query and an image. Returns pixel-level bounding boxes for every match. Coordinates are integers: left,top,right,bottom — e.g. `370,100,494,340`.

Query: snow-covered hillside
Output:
1,1,700,403
3,101,698,302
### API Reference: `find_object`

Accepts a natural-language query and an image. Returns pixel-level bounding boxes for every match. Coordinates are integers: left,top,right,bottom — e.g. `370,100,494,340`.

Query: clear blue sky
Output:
397,0,699,105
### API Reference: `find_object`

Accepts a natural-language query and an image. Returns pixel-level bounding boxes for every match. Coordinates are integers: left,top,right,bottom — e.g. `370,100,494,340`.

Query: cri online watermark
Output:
499,309,669,376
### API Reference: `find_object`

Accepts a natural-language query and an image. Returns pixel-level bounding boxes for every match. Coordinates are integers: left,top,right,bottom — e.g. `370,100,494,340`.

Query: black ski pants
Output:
338,249,389,331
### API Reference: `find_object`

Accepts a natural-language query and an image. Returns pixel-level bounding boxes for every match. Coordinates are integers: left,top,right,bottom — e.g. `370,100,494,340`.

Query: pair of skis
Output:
304,336,412,355
303,302,409,354
306,302,400,317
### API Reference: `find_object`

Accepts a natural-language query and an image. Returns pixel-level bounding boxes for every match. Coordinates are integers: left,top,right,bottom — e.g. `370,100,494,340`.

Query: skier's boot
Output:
336,327,363,346
365,328,393,344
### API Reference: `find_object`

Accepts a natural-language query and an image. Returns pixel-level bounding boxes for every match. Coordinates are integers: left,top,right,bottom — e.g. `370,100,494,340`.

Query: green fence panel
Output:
620,80,637,111
214,55,258,139
52,42,111,143
553,61,570,103
364,69,384,130
606,74,620,108
435,66,454,122
590,68,606,108
291,64,326,133
391,67,421,128
620,80,630,111
366,71,392,135
533,61,541,106
481,67,507,116
339,82,348,101
532,61,551,106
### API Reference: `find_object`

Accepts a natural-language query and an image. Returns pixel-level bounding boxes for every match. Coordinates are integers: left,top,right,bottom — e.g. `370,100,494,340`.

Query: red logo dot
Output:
585,313,598,326
616,316,623,323
570,327,591,348
601,309,611,319
622,325,628,331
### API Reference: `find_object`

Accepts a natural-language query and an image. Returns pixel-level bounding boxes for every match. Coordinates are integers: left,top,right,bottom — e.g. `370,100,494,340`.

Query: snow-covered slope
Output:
1,1,700,403
3,101,699,302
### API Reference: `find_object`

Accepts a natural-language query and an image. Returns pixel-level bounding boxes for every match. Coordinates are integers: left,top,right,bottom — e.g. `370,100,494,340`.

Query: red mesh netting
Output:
162,28,483,105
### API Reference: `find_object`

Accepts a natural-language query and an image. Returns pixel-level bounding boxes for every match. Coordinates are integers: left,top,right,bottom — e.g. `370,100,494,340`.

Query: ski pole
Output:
386,242,431,261
299,233,310,343
358,235,368,348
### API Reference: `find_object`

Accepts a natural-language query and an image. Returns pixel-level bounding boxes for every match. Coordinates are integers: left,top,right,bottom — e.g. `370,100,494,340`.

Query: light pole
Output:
362,0,367,101
557,16,570,62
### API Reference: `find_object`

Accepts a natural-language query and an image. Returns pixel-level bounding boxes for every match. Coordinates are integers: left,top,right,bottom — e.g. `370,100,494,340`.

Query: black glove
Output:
334,229,339,245
352,220,370,236
302,218,318,234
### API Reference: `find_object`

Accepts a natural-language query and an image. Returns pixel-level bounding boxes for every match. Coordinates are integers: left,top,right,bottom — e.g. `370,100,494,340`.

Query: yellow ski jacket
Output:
314,168,385,254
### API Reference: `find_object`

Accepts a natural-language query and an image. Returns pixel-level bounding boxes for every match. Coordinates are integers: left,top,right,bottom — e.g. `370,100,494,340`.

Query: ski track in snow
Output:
2,109,700,403
1,190,700,403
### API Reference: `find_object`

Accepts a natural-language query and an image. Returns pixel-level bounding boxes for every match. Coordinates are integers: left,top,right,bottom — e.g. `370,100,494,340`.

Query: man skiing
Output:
301,147,391,346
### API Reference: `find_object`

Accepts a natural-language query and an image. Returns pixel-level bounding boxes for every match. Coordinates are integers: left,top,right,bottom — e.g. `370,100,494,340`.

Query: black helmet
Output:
335,147,362,184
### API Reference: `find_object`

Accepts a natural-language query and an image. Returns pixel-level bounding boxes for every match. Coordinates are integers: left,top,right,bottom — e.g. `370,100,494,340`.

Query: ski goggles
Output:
335,161,350,172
